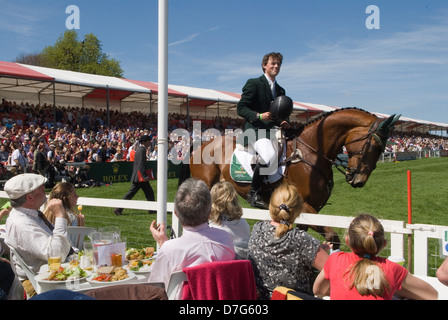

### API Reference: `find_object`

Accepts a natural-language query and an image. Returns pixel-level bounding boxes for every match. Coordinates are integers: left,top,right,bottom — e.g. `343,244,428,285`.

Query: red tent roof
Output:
124,79,186,97
84,88,134,100
0,61,53,81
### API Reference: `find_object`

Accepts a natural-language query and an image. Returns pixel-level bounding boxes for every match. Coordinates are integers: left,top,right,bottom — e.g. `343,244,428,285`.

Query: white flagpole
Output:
157,0,168,235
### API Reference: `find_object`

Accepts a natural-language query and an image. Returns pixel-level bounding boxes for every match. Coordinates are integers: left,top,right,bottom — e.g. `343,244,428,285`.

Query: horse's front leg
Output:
297,203,341,250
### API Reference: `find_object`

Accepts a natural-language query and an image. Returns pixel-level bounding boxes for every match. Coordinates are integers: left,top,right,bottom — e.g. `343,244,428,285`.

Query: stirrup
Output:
248,189,268,209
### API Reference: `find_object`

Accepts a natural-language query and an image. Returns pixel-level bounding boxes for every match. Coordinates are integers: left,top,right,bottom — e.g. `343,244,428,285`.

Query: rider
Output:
237,52,293,208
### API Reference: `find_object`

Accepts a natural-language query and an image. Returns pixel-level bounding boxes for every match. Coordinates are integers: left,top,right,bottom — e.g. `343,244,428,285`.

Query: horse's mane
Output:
303,107,373,128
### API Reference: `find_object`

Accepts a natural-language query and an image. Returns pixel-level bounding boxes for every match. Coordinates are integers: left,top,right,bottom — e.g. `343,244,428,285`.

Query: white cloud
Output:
169,26,220,47
286,35,446,86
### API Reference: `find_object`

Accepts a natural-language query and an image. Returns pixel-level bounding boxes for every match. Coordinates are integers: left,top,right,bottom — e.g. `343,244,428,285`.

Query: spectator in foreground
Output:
148,178,235,299
4,174,73,297
313,214,438,300
248,184,330,299
209,181,250,260
44,182,85,227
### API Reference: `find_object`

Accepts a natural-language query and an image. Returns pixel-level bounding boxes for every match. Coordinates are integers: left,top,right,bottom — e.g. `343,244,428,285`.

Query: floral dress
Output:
248,220,320,299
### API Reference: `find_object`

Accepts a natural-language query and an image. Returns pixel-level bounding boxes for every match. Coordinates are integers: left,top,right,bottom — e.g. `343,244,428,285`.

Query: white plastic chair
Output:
8,246,41,297
166,270,188,300
67,226,96,249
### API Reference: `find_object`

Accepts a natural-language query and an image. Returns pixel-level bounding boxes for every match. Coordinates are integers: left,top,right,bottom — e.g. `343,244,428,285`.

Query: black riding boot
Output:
247,162,268,209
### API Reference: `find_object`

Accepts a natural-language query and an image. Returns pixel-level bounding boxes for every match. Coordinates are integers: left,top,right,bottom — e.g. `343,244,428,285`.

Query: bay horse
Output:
179,108,400,248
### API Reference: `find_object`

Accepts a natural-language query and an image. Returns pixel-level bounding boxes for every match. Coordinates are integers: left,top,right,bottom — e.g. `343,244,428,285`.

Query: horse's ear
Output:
391,114,401,127
378,114,400,137
378,114,394,132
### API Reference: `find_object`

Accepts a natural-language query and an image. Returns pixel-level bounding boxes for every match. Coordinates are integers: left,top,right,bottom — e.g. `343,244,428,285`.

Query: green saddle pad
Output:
230,153,252,182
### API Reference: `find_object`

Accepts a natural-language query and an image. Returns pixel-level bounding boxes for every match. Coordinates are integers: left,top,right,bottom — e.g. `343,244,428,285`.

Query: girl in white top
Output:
209,181,250,259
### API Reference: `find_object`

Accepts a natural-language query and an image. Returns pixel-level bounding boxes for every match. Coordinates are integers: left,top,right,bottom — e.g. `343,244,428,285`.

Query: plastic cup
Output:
387,256,406,267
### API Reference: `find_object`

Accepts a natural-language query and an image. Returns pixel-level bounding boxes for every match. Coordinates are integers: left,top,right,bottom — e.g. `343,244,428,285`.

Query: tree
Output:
15,52,49,67
18,30,124,77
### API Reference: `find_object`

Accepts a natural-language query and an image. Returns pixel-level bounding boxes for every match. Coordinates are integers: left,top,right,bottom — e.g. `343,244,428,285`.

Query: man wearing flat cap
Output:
4,174,72,296
114,135,155,215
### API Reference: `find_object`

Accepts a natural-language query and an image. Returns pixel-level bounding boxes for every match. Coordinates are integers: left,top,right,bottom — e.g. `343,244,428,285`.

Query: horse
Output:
179,108,400,248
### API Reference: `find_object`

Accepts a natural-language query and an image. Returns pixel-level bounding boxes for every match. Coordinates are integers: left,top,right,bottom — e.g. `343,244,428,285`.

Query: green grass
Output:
319,157,448,225
2,157,447,275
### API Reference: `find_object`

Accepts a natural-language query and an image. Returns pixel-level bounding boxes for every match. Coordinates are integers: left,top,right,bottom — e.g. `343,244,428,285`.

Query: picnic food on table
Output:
125,247,155,260
91,266,129,282
45,266,88,281
127,259,154,272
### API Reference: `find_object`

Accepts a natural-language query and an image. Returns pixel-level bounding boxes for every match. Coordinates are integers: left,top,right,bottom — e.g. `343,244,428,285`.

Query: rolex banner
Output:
84,161,181,184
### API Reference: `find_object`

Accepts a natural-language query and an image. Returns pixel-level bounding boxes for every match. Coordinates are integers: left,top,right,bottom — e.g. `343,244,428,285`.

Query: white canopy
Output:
0,61,447,133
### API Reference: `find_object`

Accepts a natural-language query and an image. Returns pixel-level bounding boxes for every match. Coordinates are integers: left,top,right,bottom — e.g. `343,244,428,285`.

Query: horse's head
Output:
344,114,400,187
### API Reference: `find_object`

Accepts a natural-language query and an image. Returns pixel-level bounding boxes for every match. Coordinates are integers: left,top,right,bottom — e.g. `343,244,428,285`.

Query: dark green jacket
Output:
237,75,285,142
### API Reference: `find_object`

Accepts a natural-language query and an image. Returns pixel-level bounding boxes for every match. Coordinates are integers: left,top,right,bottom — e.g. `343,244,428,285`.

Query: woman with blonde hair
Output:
44,182,85,226
209,182,250,259
248,184,330,299
313,214,438,300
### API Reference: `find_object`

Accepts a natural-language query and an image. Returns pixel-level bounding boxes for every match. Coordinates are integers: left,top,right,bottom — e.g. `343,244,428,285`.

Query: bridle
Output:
343,118,387,177
284,118,387,179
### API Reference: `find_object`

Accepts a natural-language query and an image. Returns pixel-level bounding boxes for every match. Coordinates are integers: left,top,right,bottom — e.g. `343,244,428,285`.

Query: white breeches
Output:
253,138,278,175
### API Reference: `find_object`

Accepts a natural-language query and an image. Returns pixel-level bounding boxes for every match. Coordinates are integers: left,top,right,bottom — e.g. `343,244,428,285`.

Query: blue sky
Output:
1,0,447,124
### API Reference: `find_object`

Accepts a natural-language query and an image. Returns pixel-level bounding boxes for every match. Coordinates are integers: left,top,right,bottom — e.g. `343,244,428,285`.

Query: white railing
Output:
380,150,443,162
241,207,410,259
0,192,446,278
408,223,448,276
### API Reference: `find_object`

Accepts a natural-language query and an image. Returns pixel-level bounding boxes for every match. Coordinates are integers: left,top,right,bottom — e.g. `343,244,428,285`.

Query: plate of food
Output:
125,259,154,273
86,266,135,286
35,265,90,283
125,247,155,261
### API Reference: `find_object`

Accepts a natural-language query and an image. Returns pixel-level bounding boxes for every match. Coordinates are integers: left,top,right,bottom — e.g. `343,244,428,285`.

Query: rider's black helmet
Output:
269,95,293,124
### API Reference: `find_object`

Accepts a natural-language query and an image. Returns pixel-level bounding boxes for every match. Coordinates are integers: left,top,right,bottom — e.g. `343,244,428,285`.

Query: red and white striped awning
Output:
0,61,446,131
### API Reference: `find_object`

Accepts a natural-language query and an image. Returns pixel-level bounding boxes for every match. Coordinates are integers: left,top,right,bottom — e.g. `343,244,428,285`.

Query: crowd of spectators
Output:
386,133,448,153
1,98,447,176
0,99,248,169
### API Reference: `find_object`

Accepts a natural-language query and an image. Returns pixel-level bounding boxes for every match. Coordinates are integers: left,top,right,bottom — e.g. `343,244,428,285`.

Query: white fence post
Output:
408,223,447,277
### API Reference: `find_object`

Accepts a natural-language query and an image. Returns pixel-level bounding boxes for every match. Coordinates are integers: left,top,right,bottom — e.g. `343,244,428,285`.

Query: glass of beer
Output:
111,253,122,267
48,256,62,271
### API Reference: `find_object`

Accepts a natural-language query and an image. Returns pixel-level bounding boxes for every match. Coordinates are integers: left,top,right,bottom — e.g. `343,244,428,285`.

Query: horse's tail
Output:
177,145,192,187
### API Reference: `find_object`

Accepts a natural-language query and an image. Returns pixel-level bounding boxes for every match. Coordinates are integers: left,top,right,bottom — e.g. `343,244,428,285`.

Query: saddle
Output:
230,129,287,184
229,125,305,184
